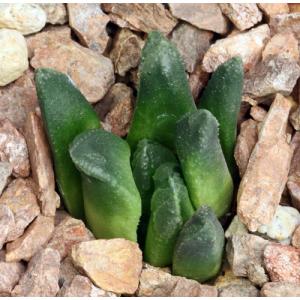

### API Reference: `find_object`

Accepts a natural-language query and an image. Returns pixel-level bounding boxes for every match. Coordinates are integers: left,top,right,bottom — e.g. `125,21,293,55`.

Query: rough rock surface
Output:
169,3,228,34
68,4,110,55
202,24,270,72
258,3,289,18
290,107,300,131
292,225,300,248
59,256,80,289
0,4,46,35
219,4,262,31
0,204,14,250
12,248,60,296
39,4,67,25
290,4,300,13
250,106,267,122
188,65,209,101
270,13,300,40
261,282,300,297
0,162,12,195
0,29,28,86
71,239,142,294
237,94,293,232
225,215,248,239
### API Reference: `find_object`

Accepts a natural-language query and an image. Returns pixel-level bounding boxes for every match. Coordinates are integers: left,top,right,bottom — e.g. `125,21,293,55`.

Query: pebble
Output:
59,256,80,289
261,282,300,297
225,215,248,239
188,65,209,101
0,29,28,86
39,4,67,25
270,13,300,40
292,225,300,248
0,162,12,196
290,106,300,131
71,239,142,295
290,4,300,13
258,3,289,18
249,106,267,122
0,204,14,250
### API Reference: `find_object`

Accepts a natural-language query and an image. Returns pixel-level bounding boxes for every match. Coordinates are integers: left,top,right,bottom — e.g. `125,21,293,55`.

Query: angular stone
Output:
54,209,70,226
290,107,300,131
292,225,300,248
203,25,270,73
290,4,300,13
270,13,300,40
261,282,300,297
24,112,59,216
95,83,134,137
219,4,262,31
0,29,28,86
258,3,289,18
246,263,269,287
169,3,228,34
0,4,46,35
6,215,54,262
250,106,267,122
71,239,142,294
188,65,209,101
12,248,60,296
137,264,217,297
0,179,40,242
264,243,300,283
0,204,14,250
237,94,293,232
39,4,67,25
68,4,110,55
102,4,177,35
31,39,115,103
0,162,12,195
59,256,80,289
225,215,248,239
47,217,93,260
234,119,258,177
0,250,25,296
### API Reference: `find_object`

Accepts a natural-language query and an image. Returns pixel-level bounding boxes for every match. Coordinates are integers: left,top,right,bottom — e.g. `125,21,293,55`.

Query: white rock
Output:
0,4,46,35
0,29,28,86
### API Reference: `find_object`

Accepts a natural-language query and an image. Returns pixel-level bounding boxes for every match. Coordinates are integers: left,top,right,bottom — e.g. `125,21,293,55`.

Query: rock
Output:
6,215,54,262
292,225,300,248
171,23,213,73
188,65,209,101
202,25,270,73
234,119,258,177
0,29,28,86
264,243,300,283
68,4,110,55
109,28,144,76
290,4,300,13
47,217,93,260
71,239,142,294
261,282,300,296
30,39,115,103
24,112,59,217
258,3,289,18
0,250,25,296
237,94,293,232
0,119,30,177
270,13,300,40
169,4,228,34
262,33,299,62
226,233,270,277
12,248,60,296
59,256,80,289
0,4,46,35
137,264,217,297
94,83,134,137
0,204,14,250
257,205,300,243
102,4,177,35
0,162,12,195
54,209,70,227
0,179,40,242
225,215,248,239
39,4,67,25
247,263,269,287
219,4,262,31
290,107,300,131
250,106,267,122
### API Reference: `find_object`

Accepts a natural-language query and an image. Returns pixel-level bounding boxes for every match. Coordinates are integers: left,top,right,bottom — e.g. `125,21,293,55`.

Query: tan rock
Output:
0,29,28,86
219,4,262,31
189,65,209,102
169,3,228,34
39,4,67,25
47,217,93,260
225,215,248,239
202,25,270,73
246,263,269,287
59,256,80,289
261,282,300,296
171,23,213,73
0,162,12,195
290,106,300,131
270,13,300,40
24,112,59,216
250,106,267,122
234,119,258,177
68,4,110,55
137,264,217,297
6,215,54,262
290,4,300,13
0,179,40,242
258,3,289,18
292,225,300,248
0,250,25,296
30,39,115,103
12,248,60,296
264,243,300,283
237,94,293,231
102,4,177,35
0,204,14,250
0,4,46,35
95,83,134,137
71,239,142,294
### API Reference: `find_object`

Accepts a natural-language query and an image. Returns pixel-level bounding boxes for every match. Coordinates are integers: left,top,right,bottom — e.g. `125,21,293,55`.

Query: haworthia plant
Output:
35,68,100,219
69,128,141,242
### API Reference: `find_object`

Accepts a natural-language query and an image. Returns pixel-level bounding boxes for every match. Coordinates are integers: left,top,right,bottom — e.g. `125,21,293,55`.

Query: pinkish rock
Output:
250,106,267,122
202,25,270,73
59,256,80,289
39,4,67,25
290,106,300,131
54,209,70,226
102,4,177,35
219,4,262,31
12,248,60,296
68,4,110,55
292,225,300,248
258,3,289,18
6,215,54,262
237,94,293,232
270,13,300,40
0,119,30,177
0,204,14,250
0,162,12,195
169,3,228,34
189,65,209,102
264,243,300,283
0,179,40,242
261,282,300,296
